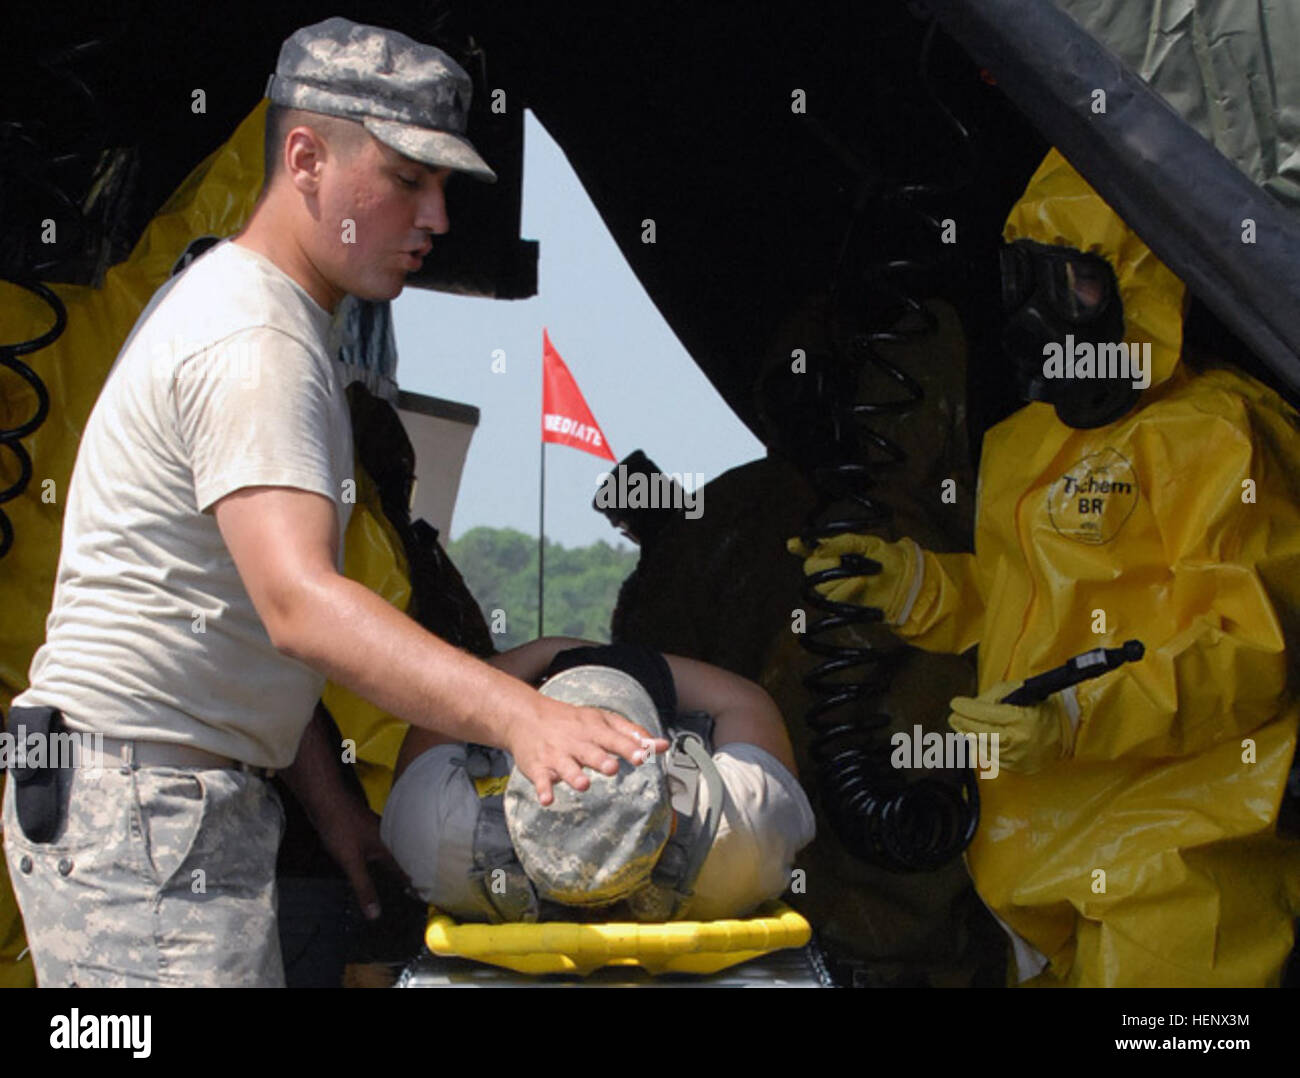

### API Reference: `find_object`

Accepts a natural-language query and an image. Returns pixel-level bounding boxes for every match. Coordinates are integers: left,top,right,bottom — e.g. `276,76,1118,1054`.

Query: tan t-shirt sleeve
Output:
173,326,346,513
685,742,817,921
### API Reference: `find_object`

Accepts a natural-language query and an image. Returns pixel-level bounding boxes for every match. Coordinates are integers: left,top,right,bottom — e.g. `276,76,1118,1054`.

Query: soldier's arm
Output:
213,486,664,805
393,636,599,780
279,701,395,920
660,654,796,771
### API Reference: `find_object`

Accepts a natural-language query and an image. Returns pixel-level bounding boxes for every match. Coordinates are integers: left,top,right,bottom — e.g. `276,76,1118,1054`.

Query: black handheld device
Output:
999,640,1145,706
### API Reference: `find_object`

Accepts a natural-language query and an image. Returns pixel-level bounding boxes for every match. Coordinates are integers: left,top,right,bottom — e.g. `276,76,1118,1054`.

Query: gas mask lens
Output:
1001,241,1116,326
1050,256,1111,324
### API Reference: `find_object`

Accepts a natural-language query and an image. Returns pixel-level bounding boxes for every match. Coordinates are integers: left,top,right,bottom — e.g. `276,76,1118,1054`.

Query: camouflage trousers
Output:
2,762,285,987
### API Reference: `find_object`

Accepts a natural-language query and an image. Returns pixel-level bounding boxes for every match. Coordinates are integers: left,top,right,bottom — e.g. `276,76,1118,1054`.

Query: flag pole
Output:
538,439,545,640
539,327,616,641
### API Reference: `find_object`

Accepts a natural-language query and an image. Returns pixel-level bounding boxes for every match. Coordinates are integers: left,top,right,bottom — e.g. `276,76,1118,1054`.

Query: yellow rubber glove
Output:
947,680,1079,774
786,533,920,623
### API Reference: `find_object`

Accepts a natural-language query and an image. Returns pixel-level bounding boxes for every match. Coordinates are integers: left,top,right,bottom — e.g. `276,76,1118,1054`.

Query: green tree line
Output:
448,526,638,650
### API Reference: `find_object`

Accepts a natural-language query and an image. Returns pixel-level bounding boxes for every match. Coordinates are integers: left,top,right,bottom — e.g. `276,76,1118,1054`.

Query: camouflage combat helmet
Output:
504,666,674,907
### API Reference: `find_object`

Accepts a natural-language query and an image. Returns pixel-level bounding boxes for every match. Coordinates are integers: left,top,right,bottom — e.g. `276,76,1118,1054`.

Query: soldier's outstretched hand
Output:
507,697,668,806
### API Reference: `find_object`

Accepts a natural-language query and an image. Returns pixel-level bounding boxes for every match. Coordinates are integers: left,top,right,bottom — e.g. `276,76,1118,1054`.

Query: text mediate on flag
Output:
541,328,616,461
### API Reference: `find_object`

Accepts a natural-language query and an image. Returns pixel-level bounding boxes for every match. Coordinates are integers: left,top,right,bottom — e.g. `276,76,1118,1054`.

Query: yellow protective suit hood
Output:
1003,148,1187,395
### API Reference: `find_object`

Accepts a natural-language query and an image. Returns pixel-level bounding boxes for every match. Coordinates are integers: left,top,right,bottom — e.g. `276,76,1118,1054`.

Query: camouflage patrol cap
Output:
266,16,497,182
504,666,672,908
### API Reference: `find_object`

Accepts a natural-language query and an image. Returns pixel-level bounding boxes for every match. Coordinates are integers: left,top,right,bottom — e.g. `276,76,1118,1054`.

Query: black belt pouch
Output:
5,705,65,844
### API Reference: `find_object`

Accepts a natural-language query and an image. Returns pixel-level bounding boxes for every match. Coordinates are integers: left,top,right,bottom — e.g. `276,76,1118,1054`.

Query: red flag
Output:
541,328,616,461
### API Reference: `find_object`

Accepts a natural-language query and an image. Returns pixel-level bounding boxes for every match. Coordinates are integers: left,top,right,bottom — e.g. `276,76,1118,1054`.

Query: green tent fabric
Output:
1056,0,1300,212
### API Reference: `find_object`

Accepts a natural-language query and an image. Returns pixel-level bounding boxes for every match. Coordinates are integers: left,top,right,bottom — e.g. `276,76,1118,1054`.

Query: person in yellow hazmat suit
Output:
791,148,1300,987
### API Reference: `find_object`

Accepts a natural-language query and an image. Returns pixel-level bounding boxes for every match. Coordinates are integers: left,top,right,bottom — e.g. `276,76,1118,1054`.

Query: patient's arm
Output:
394,640,797,781
660,654,796,772
487,636,598,682
393,636,599,781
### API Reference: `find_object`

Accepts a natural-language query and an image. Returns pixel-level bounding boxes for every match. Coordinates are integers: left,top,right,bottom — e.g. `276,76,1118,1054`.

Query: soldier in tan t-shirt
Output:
3,18,663,988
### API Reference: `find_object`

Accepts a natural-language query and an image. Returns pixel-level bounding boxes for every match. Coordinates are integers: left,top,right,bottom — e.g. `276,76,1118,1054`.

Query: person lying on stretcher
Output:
381,638,815,922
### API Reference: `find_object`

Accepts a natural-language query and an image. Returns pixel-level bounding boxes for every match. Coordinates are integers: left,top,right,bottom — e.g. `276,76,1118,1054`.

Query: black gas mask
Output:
999,239,1140,429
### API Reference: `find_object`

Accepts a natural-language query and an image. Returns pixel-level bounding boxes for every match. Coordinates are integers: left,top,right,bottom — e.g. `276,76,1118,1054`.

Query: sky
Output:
391,109,764,551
